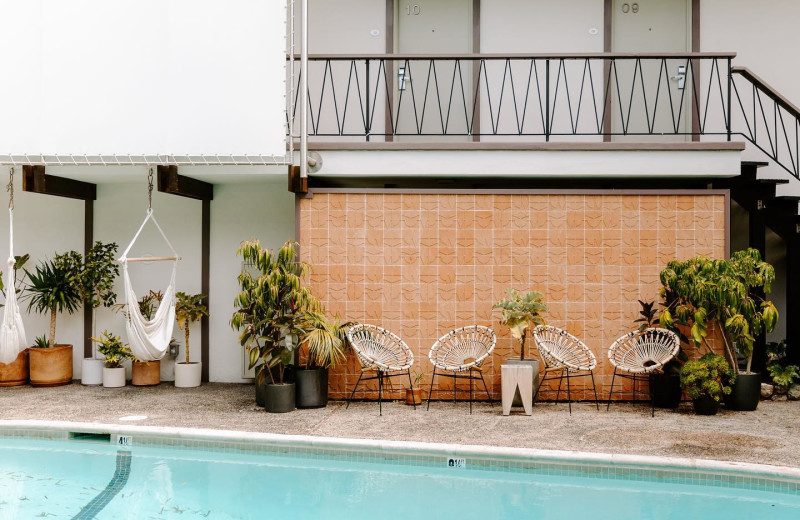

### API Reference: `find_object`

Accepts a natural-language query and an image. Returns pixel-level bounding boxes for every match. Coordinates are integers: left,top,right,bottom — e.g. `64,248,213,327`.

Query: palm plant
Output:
493,289,548,360
231,240,319,385
298,311,352,369
176,292,209,365
659,249,778,374
25,251,84,347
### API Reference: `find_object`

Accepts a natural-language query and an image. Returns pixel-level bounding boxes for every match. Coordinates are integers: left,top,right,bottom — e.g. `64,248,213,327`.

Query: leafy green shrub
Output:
768,364,799,388
680,354,736,402
91,331,132,369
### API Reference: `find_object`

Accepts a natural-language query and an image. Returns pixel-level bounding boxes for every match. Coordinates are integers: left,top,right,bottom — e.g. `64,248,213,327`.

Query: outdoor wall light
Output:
168,340,180,358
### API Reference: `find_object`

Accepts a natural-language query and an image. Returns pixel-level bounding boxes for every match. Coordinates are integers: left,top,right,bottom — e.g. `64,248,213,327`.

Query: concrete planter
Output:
132,360,161,386
102,367,126,388
504,358,540,406
81,358,104,386
29,345,73,387
174,362,202,388
0,348,29,386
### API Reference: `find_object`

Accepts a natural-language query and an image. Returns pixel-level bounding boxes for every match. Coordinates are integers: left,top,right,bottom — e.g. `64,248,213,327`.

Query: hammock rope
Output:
0,167,27,365
119,169,179,361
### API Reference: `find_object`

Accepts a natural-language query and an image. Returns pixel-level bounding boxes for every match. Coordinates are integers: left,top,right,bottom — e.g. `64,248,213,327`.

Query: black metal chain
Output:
147,167,154,210
7,167,14,211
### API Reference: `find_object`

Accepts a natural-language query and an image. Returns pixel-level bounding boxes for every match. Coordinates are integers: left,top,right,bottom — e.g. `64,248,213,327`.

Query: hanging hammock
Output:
0,168,27,365
119,170,180,361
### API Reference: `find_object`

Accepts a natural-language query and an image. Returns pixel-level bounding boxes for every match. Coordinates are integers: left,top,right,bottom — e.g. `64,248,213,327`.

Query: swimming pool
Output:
0,423,798,519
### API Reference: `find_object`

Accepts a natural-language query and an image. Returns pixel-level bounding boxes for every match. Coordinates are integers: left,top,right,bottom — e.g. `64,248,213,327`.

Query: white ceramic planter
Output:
81,358,104,386
174,362,202,388
102,367,126,388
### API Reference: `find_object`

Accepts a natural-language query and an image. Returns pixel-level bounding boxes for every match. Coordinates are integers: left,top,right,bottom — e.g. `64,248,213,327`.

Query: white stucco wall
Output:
0,169,295,382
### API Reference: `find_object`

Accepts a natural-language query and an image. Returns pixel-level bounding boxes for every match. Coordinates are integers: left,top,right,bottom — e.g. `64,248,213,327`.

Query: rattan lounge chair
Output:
346,324,415,415
532,325,599,414
607,327,680,416
427,325,496,414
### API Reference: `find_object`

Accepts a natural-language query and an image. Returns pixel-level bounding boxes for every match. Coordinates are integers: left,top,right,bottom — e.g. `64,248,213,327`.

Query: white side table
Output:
501,364,534,416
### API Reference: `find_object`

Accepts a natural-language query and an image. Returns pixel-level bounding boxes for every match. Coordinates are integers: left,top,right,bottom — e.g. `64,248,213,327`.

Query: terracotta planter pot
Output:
132,360,161,386
405,387,422,406
29,345,73,387
0,348,29,386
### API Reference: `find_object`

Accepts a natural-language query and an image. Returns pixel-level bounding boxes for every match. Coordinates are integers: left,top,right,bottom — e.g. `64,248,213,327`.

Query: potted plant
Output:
92,330,132,388
0,254,30,386
768,364,799,396
296,310,352,408
406,368,423,405
680,353,735,415
24,251,84,386
80,241,119,386
634,300,684,408
174,292,208,388
116,290,166,385
659,249,778,411
232,239,317,413
493,289,548,405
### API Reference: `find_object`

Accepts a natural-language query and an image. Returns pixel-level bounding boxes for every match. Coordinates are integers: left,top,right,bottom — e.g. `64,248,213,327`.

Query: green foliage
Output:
82,242,119,309
768,364,799,388
659,249,778,373
91,330,132,368
33,335,49,349
231,240,319,384
25,251,85,347
411,368,424,387
0,254,30,299
176,292,209,364
680,353,736,402
298,311,352,369
635,299,659,332
493,289,548,360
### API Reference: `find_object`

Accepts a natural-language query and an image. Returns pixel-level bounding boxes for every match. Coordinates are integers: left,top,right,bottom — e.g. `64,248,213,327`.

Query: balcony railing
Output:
290,53,799,180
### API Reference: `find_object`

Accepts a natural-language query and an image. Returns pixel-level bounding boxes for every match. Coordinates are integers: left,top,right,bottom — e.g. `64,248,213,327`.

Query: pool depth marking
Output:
71,450,132,520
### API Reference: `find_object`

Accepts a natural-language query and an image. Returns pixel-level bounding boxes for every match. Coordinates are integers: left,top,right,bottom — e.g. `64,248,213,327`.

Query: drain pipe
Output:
300,0,308,178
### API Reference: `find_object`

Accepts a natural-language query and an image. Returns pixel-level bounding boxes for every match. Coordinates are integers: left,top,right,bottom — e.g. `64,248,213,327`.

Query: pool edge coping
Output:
2,418,800,483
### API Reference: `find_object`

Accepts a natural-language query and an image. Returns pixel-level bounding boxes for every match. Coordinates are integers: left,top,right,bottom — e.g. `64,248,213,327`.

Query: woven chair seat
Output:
532,325,597,372
347,324,414,372
429,325,496,373
608,328,679,374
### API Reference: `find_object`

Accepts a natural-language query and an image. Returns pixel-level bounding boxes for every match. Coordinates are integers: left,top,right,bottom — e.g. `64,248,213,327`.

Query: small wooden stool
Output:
501,364,534,416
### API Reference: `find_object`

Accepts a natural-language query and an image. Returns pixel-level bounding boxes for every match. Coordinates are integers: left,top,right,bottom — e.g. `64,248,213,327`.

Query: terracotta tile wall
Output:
298,192,727,401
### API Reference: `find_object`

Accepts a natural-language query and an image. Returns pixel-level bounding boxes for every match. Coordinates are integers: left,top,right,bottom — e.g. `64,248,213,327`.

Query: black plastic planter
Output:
649,373,682,408
295,367,329,409
724,372,760,411
255,378,266,407
692,395,720,415
264,383,296,413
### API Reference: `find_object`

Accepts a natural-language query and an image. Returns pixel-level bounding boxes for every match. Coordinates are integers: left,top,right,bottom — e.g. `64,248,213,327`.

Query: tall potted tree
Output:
493,289,548,405
0,254,30,386
174,292,208,388
296,310,352,408
659,249,778,411
80,241,119,385
231,240,317,413
25,251,84,386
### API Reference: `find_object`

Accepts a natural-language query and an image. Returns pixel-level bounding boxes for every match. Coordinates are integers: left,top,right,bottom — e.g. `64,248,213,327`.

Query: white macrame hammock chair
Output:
119,207,180,362
0,169,26,365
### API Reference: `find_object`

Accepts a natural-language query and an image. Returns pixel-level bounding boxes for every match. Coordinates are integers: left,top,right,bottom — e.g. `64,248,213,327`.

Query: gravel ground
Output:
1,382,798,468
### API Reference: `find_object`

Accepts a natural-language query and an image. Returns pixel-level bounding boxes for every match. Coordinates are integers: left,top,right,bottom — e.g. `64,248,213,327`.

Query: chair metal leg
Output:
533,372,549,405
378,371,383,416
554,369,565,404
566,370,572,415
606,368,618,411
453,373,458,404
346,372,364,409
469,370,473,415
427,367,437,411
478,370,493,407
633,374,637,405
590,371,600,411
650,376,655,418
406,369,417,410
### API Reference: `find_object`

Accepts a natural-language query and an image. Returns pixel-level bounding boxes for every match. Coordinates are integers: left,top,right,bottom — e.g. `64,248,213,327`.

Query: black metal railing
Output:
290,53,800,180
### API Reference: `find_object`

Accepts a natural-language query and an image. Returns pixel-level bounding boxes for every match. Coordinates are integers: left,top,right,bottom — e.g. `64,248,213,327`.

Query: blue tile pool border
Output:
1,420,798,496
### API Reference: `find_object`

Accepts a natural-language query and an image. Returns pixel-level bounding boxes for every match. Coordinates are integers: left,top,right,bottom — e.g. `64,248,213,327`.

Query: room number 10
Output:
405,4,421,15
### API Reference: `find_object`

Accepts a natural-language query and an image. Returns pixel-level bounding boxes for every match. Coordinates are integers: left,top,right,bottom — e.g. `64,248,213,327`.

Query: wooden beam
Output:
156,165,214,200
22,165,96,200
288,165,308,194
84,199,93,359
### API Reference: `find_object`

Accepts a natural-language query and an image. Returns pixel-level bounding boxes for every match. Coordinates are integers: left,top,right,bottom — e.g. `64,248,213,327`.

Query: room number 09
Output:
405,4,421,15
621,3,639,13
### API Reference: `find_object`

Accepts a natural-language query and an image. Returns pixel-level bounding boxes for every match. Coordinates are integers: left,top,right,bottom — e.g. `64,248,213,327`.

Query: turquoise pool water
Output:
0,437,798,519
